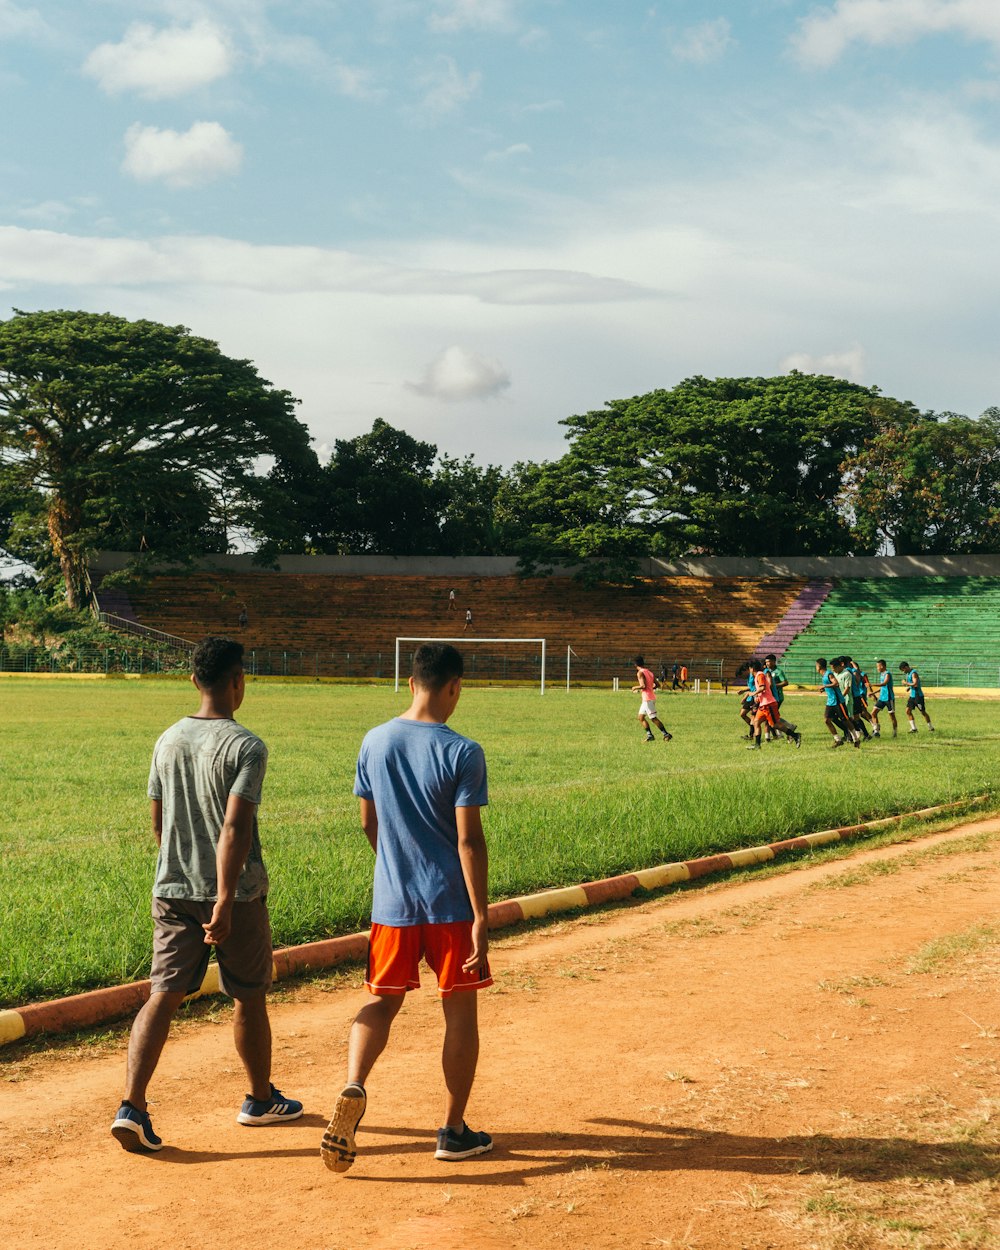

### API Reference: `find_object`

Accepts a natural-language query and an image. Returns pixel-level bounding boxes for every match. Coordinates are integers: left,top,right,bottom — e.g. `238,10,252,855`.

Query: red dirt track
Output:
3,818,1000,1249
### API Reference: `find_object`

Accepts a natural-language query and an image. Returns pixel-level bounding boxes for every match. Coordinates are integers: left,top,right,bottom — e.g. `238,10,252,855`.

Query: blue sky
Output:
2,0,999,467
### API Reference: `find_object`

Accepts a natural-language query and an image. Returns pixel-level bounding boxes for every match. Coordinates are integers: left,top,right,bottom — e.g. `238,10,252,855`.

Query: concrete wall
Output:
92,551,1000,580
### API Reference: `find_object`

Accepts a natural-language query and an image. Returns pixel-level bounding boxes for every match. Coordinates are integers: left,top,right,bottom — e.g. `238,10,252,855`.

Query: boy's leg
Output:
322,994,404,1174
122,989,187,1110
347,994,405,1087
441,991,480,1131
233,993,272,1102
650,716,672,739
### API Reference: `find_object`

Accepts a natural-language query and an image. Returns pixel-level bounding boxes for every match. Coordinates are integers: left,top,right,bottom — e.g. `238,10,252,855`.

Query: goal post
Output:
394,637,547,694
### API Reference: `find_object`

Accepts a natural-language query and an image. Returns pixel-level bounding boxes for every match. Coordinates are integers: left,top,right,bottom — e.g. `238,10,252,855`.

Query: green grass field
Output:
1,678,998,1007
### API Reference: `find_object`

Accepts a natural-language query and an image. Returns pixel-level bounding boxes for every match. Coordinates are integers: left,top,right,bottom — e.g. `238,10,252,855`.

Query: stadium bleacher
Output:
779,577,1000,687
105,572,806,682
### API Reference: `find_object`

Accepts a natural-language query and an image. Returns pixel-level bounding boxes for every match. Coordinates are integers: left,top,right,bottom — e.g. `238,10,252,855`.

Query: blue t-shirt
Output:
849,665,865,699
877,671,894,703
354,718,489,926
822,669,842,707
907,668,923,697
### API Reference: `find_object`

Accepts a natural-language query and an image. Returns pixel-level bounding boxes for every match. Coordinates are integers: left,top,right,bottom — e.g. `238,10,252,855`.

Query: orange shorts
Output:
365,921,493,997
753,704,777,727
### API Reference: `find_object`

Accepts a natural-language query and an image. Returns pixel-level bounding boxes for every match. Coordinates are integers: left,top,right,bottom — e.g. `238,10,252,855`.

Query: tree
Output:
511,373,891,575
314,419,445,555
434,455,509,556
841,405,1000,554
0,309,316,607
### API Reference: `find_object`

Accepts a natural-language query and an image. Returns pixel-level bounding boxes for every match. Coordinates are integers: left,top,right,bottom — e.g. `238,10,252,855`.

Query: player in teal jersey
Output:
845,657,873,740
871,659,897,737
899,662,934,733
816,657,860,748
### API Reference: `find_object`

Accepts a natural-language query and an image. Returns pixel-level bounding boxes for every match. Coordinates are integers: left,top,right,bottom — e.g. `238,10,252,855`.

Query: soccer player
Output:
899,661,934,733
734,661,756,737
816,657,860,748
843,656,873,740
747,660,801,749
111,637,302,1153
322,643,493,1174
764,653,789,739
631,654,673,743
871,659,897,737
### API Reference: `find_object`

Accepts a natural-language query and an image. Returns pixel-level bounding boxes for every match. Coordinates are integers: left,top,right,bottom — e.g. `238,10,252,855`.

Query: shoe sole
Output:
321,1090,366,1173
237,1107,304,1125
435,1139,494,1161
111,1121,162,1153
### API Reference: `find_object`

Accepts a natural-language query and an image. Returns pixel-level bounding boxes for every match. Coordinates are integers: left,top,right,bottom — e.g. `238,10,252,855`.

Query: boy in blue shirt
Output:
899,661,934,734
322,643,492,1174
871,659,897,737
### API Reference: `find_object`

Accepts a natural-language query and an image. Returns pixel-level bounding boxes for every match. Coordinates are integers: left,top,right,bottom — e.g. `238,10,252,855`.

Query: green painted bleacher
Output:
780,577,1000,688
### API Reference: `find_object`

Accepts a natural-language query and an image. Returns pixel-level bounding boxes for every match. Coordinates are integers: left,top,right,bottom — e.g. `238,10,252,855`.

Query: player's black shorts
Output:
876,696,895,713
907,692,925,712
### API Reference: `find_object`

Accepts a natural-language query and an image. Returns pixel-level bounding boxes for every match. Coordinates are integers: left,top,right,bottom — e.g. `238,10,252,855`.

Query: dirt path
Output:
4,819,1000,1250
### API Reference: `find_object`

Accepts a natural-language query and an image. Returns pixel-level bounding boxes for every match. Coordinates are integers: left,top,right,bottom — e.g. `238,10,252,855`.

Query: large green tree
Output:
511,373,894,576
0,309,316,606
841,405,1000,554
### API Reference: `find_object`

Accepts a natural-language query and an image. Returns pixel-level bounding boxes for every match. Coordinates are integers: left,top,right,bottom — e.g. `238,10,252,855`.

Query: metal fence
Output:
3,644,998,687
0,646,190,675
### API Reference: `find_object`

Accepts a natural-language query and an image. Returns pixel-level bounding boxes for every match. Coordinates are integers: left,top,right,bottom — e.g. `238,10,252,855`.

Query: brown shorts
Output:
151,896,273,1000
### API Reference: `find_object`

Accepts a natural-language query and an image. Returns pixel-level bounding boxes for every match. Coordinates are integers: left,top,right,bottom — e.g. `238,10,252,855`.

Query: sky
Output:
2,0,999,469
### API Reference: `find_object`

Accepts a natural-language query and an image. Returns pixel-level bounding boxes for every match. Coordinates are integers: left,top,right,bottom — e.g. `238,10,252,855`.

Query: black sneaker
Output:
644,733,655,742
793,732,802,749
434,1122,493,1161
321,1084,367,1173
111,1101,163,1153
662,732,673,742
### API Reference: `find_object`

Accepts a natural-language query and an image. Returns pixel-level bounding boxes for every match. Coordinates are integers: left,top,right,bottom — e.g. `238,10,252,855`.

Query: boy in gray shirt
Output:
111,637,302,1152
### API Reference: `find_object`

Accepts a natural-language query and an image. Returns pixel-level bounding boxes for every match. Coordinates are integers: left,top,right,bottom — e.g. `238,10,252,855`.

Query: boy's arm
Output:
202,794,256,946
455,805,489,973
151,799,162,847
359,797,379,853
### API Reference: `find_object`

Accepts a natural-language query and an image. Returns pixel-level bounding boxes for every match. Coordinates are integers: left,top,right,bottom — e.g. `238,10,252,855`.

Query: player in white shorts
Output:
631,655,673,743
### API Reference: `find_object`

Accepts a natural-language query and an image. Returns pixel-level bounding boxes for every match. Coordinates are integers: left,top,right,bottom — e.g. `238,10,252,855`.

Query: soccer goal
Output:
394,637,547,694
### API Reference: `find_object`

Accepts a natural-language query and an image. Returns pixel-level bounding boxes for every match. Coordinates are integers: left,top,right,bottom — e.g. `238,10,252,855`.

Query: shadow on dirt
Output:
153,1115,1000,1185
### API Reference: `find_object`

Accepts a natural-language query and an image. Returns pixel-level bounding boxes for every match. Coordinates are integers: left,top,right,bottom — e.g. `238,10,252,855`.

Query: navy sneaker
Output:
237,1084,304,1126
111,1101,163,1153
434,1122,493,1161
321,1084,367,1172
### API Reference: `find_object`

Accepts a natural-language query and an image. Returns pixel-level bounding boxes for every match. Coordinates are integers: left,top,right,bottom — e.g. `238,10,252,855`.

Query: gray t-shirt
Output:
147,716,269,902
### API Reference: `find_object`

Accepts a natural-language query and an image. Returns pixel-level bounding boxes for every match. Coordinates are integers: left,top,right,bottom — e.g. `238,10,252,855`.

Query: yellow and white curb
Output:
0,796,983,1047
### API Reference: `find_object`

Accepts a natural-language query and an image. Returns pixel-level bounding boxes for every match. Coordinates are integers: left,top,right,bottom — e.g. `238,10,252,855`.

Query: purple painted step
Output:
755,580,833,660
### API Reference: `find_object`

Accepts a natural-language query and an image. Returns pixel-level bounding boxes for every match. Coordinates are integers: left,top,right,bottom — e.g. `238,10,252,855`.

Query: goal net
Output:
394,637,547,694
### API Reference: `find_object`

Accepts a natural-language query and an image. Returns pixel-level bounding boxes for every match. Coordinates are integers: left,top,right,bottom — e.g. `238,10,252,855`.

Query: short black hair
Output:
750,659,764,671
633,654,645,666
816,657,827,668
899,661,911,671
193,636,244,689
765,653,776,664
412,642,464,689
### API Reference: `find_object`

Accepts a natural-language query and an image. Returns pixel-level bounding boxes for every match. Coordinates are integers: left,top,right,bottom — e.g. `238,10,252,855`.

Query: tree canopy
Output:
1,309,996,601
0,309,316,606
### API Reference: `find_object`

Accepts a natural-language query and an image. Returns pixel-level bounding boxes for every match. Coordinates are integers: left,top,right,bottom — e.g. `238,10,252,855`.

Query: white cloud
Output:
485,142,531,161
779,346,868,382
418,55,481,114
83,20,232,98
407,345,511,400
428,0,517,34
0,226,652,305
122,122,244,189
332,62,384,101
0,0,49,39
793,0,1000,68
670,17,735,64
